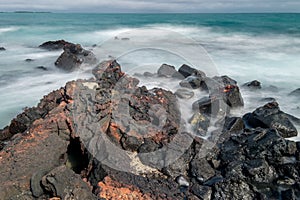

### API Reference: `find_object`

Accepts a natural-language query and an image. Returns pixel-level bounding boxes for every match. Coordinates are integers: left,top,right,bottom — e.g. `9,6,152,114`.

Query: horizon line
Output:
1,11,300,14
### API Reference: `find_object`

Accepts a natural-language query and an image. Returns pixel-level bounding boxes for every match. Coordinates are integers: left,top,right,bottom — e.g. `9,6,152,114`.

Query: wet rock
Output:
41,165,97,199
243,102,297,138
243,80,261,89
39,40,71,50
178,64,206,78
222,117,244,133
192,96,229,116
259,97,276,102
180,75,208,90
36,66,48,71
211,75,244,108
175,88,194,99
25,58,34,62
55,43,97,71
157,63,181,78
0,47,6,51
285,113,300,126
289,88,300,97
189,112,210,136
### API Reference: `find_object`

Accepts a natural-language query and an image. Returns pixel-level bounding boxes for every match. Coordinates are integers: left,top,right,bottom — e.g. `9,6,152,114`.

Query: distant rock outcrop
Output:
39,40,71,51
55,43,97,71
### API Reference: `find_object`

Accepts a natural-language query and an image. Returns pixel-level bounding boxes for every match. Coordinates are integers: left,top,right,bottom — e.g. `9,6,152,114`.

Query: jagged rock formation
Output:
0,60,299,200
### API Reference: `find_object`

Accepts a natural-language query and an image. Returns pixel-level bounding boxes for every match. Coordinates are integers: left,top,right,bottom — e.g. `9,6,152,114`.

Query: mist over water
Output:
0,13,299,141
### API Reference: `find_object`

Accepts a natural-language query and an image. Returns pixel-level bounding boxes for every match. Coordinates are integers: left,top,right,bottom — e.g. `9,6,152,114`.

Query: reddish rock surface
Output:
0,60,299,200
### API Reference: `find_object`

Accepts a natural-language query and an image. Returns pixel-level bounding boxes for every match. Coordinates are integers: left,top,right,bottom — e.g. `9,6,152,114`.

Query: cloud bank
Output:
0,0,299,13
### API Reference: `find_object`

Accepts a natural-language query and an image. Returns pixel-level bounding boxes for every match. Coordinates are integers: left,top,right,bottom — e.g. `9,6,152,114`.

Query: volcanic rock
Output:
39,39,71,50
175,88,194,99
55,43,97,71
192,96,229,117
36,66,48,71
178,64,206,78
180,75,208,90
157,63,182,78
25,58,34,62
41,165,97,199
243,80,262,89
211,75,244,108
1,60,300,200
243,101,298,138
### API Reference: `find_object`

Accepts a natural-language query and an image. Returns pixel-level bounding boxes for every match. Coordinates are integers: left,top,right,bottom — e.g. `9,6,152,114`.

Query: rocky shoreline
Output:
0,41,300,200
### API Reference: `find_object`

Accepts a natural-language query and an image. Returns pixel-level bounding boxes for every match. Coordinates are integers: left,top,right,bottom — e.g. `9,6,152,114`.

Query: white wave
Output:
0,27,19,34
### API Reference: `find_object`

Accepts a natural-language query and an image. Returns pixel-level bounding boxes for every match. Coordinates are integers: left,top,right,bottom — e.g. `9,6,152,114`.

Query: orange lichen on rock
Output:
98,176,151,200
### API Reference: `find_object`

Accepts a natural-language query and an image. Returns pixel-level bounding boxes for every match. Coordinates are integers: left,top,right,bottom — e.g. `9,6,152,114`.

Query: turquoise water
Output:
0,13,300,137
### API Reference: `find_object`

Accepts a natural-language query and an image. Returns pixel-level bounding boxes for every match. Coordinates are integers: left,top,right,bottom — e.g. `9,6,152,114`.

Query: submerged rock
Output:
36,66,48,71
175,88,194,99
192,96,229,117
55,43,97,71
180,75,208,90
289,88,300,97
25,58,34,62
243,80,262,89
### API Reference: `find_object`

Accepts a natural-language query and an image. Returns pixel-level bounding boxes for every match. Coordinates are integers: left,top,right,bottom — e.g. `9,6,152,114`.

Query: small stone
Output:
36,66,48,71
176,176,189,187
243,80,261,89
25,58,34,62
0,47,6,51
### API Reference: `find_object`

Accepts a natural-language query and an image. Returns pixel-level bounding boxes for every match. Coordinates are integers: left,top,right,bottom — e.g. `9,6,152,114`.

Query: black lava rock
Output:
39,40,71,50
243,101,298,138
178,64,206,78
179,75,208,90
55,43,97,71
243,80,262,89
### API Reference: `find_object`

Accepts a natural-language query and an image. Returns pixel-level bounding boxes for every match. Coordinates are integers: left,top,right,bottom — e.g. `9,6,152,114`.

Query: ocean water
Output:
0,13,299,140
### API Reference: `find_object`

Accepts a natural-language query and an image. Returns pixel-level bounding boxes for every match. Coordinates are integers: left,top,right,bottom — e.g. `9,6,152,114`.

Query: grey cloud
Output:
0,0,299,12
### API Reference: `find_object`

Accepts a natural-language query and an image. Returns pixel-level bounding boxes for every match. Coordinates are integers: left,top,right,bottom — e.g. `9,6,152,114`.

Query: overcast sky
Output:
0,0,299,13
